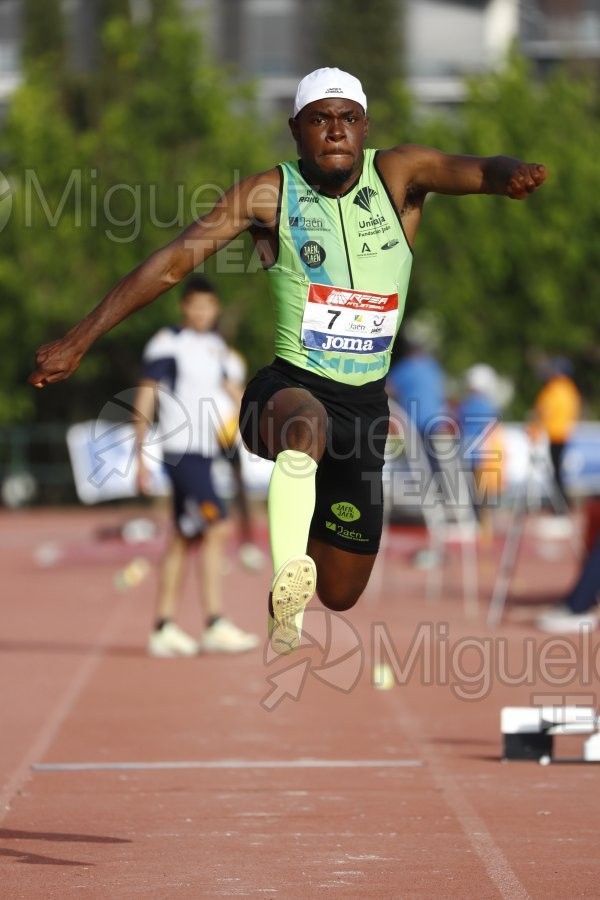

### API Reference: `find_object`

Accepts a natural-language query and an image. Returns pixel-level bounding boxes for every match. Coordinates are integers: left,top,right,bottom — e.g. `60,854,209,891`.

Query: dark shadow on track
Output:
0,827,130,843
0,828,131,867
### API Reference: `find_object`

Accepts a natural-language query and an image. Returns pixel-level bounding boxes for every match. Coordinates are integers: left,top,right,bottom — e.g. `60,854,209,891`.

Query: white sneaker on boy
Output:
201,617,260,653
147,622,200,658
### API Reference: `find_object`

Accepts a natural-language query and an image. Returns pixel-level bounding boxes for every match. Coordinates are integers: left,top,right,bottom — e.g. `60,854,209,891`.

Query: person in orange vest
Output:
530,357,581,511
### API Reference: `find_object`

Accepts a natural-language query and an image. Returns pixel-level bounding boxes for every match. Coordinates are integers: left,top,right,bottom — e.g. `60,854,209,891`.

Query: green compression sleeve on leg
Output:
268,449,318,572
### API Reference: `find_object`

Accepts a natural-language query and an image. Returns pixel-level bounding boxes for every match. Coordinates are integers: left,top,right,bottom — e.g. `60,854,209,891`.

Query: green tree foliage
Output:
382,55,600,416
317,0,405,99
22,0,65,66
1,0,277,423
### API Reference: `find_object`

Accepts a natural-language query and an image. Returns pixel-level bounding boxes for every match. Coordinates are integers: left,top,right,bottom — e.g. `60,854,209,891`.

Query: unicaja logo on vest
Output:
353,187,377,213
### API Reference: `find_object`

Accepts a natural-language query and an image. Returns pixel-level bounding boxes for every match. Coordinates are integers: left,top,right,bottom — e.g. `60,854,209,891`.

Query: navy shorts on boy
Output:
163,453,226,539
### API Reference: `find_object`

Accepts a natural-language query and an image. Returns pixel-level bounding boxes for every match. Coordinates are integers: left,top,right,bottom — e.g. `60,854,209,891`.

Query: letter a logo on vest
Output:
353,186,377,213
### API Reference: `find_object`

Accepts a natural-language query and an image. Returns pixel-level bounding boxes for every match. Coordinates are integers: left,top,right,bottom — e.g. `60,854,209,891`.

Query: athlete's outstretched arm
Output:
386,144,547,200
28,170,280,388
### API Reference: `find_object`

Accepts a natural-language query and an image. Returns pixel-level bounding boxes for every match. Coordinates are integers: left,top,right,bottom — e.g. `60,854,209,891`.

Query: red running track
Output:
1,505,598,898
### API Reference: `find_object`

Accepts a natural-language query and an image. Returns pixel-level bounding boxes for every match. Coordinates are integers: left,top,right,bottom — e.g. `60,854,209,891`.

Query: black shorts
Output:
163,453,227,538
240,358,389,555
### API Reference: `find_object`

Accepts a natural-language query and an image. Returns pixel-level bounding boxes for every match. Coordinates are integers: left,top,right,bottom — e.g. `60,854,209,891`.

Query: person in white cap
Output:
30,67,547,654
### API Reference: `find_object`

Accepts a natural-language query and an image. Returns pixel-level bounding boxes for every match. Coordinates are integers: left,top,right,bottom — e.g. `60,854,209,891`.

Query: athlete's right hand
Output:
28,336,84,388
505,162,547,200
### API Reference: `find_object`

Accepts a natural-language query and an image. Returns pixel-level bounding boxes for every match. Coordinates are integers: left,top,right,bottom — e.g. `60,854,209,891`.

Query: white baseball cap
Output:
292,67,367,118
465,364,498,397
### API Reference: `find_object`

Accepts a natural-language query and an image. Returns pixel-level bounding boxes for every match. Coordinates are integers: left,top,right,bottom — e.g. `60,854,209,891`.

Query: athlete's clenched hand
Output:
506,162,547,200
28,337,84,388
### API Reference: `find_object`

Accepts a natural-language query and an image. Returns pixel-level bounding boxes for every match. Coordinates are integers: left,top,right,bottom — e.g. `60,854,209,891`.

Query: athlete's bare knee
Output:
260,389,328,460
280,401,328,459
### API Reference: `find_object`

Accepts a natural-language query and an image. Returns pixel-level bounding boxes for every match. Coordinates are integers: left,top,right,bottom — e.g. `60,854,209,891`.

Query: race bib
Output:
301,283,399,354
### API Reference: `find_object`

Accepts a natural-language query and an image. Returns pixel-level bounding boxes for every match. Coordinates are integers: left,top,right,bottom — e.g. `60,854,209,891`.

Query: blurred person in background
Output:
455,363,504,545
135,275,259,657
529,356,581,513
386,317,449,472
29,67,547,655
536,495,600,632
214,339,267,572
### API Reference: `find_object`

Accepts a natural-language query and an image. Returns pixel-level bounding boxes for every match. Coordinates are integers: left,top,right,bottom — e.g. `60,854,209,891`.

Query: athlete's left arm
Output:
383,144,547,201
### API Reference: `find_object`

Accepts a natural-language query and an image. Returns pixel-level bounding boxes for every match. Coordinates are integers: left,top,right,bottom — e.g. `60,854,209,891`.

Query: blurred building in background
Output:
2,0,600,116
0,0,21,108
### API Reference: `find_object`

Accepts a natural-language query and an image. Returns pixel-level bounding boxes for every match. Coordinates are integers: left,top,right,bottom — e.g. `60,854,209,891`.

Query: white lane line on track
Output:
32,759,424,772
428,770,531,900
387,700,531,900
0,593,135,824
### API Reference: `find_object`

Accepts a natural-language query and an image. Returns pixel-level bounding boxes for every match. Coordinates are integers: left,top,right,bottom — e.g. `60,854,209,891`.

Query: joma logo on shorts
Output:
321,335,374,351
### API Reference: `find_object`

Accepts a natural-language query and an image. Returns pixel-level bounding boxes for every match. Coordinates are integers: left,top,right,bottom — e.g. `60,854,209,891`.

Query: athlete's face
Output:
181,292,220,333
289,98,369,194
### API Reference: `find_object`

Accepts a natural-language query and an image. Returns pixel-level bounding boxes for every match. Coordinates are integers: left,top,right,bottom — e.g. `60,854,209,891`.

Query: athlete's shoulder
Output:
377,144,441,172
239,166,282,193
378,143,437,160
373,145,439,212
234,167,282,227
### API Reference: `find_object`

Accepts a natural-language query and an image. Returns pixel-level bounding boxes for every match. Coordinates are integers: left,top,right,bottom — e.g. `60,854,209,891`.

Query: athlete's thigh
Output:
259,386,327,459
308,384,388,547
309,449,385,554
239,365,295,459
240,366,326,459
306,402,385,609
